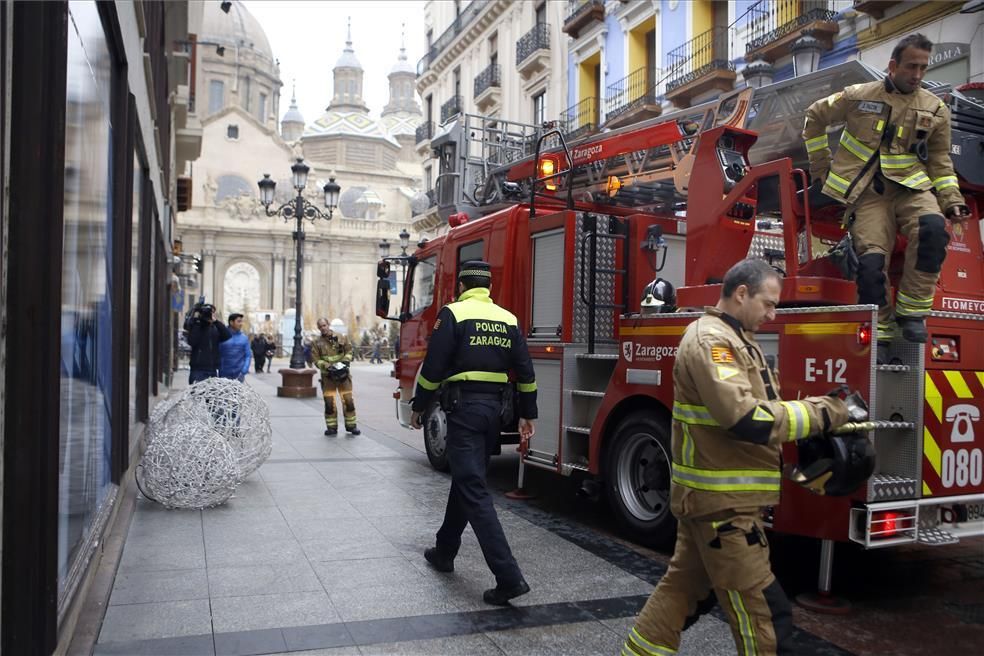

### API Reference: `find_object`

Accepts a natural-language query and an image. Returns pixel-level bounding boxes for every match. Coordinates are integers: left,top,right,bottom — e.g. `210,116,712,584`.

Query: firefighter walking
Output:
409,261,537,606
803,33,969,360
624,259,866,656
312,317,360,436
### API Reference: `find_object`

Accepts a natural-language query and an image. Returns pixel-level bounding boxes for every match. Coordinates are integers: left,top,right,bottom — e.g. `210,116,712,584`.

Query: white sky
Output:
246,1,426,125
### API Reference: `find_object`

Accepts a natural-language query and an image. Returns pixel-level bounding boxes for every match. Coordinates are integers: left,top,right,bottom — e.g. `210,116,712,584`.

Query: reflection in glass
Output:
58,0,115,599
409,257,436,316
130,154,142,424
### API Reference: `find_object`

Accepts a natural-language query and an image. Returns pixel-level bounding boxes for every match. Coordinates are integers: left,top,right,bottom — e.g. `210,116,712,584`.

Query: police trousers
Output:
625,512,793,656
850,179,948,340
320,376,356,430
434,396,523,587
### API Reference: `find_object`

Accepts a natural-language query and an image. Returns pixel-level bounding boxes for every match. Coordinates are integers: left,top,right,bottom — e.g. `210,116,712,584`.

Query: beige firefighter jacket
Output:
802,78,962,211
669,308,850,519
311,332,353,374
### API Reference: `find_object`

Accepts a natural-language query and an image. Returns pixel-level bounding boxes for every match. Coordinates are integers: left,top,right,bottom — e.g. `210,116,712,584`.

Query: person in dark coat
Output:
251,334,268,373
186,303,231,384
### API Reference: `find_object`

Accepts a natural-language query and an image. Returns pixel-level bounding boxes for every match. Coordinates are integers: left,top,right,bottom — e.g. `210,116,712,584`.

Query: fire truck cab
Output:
375,61,984,585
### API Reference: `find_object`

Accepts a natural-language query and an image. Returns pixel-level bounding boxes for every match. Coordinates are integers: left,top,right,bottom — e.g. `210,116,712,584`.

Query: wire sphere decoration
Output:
138,377,272,509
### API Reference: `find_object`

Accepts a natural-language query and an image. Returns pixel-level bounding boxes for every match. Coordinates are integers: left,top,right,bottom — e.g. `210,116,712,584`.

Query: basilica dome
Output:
200,1,276,75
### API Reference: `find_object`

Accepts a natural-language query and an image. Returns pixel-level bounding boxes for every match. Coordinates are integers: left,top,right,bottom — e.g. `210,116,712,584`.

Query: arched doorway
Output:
223,261,261,326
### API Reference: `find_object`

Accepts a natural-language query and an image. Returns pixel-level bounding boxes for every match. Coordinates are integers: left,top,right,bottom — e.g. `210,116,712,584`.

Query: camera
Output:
183,299,216,331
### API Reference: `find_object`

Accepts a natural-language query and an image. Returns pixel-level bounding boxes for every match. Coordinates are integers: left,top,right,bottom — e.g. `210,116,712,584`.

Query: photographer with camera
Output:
311,317,359,436
185,300,231,384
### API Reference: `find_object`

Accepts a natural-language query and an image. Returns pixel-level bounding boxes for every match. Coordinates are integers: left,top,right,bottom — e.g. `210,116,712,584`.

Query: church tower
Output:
280,81,305,141
382,26,421,117
328,18,369,113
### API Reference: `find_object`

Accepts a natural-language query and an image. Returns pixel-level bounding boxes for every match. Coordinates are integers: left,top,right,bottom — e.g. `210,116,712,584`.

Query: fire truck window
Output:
457,240,485,265
409,256,437,316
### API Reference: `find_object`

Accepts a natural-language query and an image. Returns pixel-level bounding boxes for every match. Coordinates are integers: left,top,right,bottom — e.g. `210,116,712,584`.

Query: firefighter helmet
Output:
641,277,676,313
329,318,346,336
784,432,875,496
327,361,350,382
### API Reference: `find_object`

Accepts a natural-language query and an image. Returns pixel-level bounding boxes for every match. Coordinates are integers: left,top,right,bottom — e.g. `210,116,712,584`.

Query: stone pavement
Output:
91,363,836,656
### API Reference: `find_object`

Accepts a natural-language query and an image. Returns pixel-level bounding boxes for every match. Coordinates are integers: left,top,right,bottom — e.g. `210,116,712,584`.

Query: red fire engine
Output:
375,61,984,595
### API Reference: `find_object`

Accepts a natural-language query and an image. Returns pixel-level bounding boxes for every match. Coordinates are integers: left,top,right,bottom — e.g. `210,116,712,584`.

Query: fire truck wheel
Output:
605,412,675,547
423,402,451,472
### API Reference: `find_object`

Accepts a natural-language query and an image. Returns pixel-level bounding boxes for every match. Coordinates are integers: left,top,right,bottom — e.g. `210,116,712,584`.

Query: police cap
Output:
458,260,492,281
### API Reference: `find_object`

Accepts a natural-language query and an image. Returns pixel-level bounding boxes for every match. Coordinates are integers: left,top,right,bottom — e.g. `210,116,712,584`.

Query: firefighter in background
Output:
312,317,360,436
803,33,969,360
624,258,866,656
409,261,537,606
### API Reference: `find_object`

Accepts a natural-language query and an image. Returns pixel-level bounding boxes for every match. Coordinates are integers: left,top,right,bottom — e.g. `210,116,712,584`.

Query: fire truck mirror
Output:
377,260,391,279
375,279,392,319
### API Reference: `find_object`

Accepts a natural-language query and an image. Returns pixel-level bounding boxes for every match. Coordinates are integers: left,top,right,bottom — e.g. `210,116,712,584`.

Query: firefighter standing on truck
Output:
409,260,537,606
802,33,970,361
623,258,867,656
312,317,360,437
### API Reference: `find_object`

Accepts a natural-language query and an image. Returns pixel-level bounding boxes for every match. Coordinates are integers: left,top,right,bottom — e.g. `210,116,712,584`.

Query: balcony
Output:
563,0,605,39
664,26,736,109
440,95,463,124
415,121,434,146
737,0,838,63
604,68,663,130
852,0,902,19
561,97,598,141
516,23,551,81
473,64,501,113
416,0,485,76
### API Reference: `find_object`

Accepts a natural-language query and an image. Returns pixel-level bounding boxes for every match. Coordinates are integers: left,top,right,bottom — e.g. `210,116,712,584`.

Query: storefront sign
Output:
928,43,969,70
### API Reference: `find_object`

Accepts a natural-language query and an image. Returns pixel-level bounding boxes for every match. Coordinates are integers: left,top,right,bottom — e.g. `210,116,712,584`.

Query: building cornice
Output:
416,0,511,92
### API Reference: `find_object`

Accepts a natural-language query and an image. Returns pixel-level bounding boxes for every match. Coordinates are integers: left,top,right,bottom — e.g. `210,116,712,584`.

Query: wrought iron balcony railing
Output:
563,0,605,36
417,1,485,75
440,95,463,123
474,64,501,99
605,68,663,120
561,97,598,140
665,26,734,93
517,23,550,65
736,0,836,55
415,121,434,145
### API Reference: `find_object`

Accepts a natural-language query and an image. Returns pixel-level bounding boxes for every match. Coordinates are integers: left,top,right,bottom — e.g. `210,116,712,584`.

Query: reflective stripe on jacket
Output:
311,333,353,373
802,78,963,212
669,308,849,519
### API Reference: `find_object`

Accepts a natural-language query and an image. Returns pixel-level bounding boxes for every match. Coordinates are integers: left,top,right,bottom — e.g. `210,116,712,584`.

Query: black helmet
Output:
784,432,875,496
327,361,350,382
641,277,676,313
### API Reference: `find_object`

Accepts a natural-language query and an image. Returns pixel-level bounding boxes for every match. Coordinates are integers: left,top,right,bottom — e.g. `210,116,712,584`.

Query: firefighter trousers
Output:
434,396,524,588
624,512,794,656
850,178,949,341
320,376,356,430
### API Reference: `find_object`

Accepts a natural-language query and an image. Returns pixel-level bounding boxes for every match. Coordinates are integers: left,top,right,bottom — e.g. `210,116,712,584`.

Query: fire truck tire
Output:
423,402,451,472
605,412,675,547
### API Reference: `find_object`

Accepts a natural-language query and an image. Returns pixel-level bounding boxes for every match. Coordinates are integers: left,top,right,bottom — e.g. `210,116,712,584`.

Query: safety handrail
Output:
529,128,574,218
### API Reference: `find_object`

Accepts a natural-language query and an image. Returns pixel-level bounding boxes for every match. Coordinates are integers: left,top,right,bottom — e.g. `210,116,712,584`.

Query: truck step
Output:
876,363,910,373
918,527,959,546
869,474,918,501
564,425,591,435
570,389,605,398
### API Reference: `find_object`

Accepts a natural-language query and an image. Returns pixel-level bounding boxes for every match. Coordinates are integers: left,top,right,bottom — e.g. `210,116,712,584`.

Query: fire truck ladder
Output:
579,213,629,354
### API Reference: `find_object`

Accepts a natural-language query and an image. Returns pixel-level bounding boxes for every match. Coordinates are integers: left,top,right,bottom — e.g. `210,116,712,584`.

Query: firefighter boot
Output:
324,428,337,437
898,317,927,343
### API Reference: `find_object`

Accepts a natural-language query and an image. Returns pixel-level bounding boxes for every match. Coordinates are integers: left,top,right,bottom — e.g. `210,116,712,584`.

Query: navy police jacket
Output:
411,287,537,419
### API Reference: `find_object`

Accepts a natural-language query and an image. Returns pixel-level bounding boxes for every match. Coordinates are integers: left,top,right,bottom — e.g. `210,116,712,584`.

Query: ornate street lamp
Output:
399,228,411,255
743,59,776,89
792,31,824,78
258,159,340,372
378,239,391,259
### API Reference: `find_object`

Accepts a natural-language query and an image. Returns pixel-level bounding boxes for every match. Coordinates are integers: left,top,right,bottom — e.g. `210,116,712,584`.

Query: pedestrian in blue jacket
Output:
219,313,252,382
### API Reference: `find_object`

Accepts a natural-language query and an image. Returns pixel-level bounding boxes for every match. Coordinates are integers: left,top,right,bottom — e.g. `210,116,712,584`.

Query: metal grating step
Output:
870,474,918,500
876,364,910,373
564,425,591,435
918,527,959,546
576,353,618,360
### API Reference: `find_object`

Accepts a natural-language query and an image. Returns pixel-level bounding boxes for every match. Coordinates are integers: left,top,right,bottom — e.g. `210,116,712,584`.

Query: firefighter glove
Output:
945,204,970,222
843,391,869,423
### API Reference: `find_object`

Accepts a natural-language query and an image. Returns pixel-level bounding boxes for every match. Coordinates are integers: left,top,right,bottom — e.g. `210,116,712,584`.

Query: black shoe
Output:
876,342,891,365
483,579,530,606
324,428,337,436
424,547,454,573
347,426,361,436
898,317,927,343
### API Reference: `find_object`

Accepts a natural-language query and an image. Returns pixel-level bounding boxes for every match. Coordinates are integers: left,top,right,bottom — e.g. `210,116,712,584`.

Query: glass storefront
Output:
130,154,143,425
57,0,115,596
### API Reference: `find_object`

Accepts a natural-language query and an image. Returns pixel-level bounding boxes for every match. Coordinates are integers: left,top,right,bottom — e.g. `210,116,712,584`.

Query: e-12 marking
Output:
804,358,847,384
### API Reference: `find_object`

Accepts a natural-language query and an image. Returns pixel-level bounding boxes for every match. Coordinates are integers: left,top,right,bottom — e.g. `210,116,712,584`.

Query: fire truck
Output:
375,60,984,592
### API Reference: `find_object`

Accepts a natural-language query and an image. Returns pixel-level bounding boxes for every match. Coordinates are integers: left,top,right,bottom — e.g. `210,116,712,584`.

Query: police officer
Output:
803,33,969,359
311,317,360,436
409,260,537,606
623,259,866,656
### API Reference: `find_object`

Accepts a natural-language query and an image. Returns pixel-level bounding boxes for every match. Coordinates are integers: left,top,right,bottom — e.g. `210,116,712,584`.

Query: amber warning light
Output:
857,323,871,346
539,156,558,191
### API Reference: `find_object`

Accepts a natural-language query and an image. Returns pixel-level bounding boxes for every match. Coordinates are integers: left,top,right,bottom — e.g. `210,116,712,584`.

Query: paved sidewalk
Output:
90,365,773,656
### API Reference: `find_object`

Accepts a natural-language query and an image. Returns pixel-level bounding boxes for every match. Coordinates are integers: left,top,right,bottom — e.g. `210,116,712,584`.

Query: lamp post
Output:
378,239,391,259
399,228,411,256
258,158,340,372
791,31,824,78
